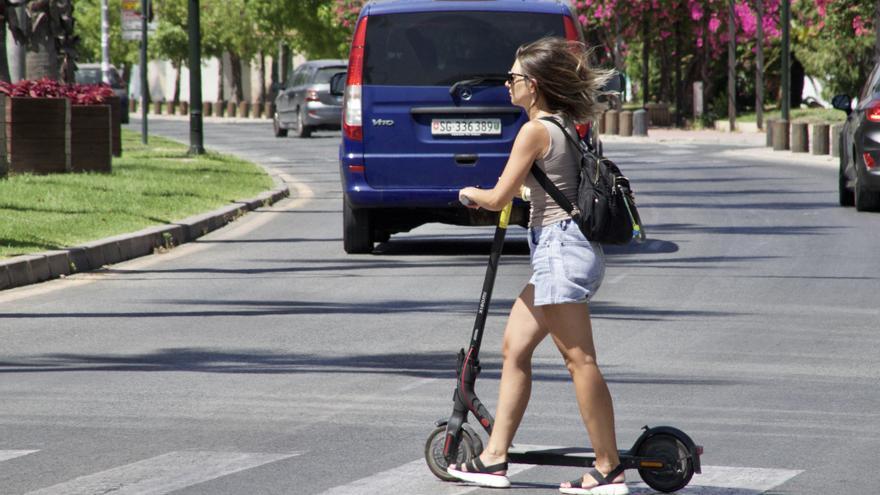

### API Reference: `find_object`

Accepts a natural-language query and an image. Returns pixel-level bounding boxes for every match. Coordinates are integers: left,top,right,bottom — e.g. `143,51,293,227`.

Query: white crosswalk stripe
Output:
0,450,39,462
316,458,535,495
22,450,302,495
316,459,801,495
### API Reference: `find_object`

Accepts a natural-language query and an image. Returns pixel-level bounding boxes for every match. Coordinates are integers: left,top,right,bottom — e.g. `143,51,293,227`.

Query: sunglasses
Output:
506,72,530,84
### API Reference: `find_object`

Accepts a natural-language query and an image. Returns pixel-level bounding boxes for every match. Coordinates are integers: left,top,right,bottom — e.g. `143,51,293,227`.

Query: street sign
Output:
121,0,155,41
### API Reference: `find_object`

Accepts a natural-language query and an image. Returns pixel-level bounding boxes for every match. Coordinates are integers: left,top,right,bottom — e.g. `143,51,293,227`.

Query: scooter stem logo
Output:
372,118,394,127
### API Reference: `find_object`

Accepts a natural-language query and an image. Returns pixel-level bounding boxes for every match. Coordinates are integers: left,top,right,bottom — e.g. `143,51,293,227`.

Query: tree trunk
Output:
756,0,765,130
217,53,225,102
614,15,624,105
258,50,266,105
728,0,736,131
229,52,244,103
659,36,670,103
674,17,684,126
641,17,650,105
173,62,181,105
702,0,711,123
875,0,880,62
0,21,10,82
26,18,59,80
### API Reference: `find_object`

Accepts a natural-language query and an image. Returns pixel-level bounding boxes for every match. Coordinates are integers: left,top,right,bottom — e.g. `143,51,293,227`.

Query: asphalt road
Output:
1,119,878,495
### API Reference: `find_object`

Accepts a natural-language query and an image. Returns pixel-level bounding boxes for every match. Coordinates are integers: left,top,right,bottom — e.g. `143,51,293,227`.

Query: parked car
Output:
833,61,880,211
273,60,347,138
338,0,591,253
74,63,129,124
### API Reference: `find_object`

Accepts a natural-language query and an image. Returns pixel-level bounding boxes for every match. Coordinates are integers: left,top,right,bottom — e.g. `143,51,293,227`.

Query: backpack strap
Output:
529,116,583,218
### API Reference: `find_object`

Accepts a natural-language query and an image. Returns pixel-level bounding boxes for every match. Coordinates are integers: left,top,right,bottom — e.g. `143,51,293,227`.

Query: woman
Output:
446,37,627,495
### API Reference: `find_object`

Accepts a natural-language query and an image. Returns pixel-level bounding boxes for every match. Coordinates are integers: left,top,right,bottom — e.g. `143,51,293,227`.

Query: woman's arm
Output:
459,120,549,211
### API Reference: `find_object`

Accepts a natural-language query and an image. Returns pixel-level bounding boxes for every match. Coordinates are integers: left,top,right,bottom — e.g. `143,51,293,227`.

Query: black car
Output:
833,64,880,211
75,64,130,124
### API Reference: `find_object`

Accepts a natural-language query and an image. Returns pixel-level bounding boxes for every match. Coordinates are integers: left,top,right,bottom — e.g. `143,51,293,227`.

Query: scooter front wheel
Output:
637,433,695,493
424,424,484,481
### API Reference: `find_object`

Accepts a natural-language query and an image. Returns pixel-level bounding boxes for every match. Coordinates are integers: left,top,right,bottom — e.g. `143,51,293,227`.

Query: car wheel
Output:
343,197,373,254
854,171,880,212
839,144,854,207
273,112,288,137
296,108,313,138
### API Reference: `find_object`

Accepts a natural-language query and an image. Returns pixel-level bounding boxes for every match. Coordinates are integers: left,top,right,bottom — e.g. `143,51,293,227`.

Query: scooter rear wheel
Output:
637,433,694,493
424,424,484,481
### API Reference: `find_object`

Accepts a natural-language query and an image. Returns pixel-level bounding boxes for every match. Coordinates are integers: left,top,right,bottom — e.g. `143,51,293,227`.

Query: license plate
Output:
431,118,502,136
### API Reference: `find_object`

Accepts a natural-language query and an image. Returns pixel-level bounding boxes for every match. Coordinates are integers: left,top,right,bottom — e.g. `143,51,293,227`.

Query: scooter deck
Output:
507,445,638,468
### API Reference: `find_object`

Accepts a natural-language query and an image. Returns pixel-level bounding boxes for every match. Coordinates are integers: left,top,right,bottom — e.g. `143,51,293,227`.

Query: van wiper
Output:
449,74,508,97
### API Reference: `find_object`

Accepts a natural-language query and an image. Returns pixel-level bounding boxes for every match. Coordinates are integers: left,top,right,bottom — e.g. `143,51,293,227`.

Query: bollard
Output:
605,110,619,135
633,109,649,136
831,124,843,157
153,101,163,115
766,118,775,147
597,111,606,134
772,120,789,151
791,122,809,153
238,101,250,118
619,110,633,136
180,101,189,116
264,102,274,120
166,101,177,115
226,101,237,117
812,123,830,155
203,102,212,117
251,103,262,119
213,101,225,118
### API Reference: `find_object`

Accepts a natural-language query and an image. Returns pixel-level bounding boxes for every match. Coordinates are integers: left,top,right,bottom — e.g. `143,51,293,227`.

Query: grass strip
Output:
0,129,274,259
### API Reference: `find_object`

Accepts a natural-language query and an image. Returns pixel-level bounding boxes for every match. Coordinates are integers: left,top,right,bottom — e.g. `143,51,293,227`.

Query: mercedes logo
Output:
460,88,473,101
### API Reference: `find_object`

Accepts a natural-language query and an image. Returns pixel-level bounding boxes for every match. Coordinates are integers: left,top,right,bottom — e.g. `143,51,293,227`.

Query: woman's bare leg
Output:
453,284,548,474
543,301,624,487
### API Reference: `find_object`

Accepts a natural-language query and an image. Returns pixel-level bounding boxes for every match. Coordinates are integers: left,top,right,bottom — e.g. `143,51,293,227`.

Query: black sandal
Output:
447,457,511,488
559,467,628,495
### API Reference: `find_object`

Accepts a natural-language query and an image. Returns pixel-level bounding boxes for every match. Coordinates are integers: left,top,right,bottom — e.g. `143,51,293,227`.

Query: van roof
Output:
364,0,572,16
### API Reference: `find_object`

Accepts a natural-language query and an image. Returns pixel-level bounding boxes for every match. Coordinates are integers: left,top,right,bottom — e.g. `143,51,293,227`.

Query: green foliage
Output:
796,0,876,99
73,0,140,70
151,0,189,66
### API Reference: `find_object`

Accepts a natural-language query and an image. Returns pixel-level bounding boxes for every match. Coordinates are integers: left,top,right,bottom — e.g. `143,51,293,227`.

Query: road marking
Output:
316,458,534,495
398,378,440,392
23,450,301,495
316,456,800,495
606,272,628,284
629,465,802,494
0,450,39,462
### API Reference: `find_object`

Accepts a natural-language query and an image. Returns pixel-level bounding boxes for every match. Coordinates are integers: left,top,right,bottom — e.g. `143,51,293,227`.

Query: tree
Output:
75,0,140,84
152,0,188,103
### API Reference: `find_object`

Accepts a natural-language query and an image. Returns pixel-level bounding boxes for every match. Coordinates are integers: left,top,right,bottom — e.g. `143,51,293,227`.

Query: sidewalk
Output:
602,127,837,169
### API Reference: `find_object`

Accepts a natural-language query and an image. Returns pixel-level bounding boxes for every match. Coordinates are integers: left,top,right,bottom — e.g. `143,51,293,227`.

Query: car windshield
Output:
314,66,347,84
75,68,124,87
363,11,565,86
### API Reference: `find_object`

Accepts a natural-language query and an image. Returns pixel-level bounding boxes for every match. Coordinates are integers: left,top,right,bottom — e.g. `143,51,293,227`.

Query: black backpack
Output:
529,116,644,245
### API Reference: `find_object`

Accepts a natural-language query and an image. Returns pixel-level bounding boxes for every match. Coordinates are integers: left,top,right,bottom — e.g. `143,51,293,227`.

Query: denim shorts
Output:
528,219,605,306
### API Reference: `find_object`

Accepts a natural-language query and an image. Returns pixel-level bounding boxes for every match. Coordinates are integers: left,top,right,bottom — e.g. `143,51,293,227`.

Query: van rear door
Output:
361,10,566,191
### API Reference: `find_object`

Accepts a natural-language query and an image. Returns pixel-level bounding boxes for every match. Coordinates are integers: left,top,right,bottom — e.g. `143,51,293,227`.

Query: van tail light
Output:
563,15,580,42
867,102,880,122
305,90,319,102
864,152,877,170
343,16,368,141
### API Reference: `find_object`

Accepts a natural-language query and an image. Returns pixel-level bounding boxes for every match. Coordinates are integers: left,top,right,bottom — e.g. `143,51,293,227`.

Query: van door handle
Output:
454,154,478,166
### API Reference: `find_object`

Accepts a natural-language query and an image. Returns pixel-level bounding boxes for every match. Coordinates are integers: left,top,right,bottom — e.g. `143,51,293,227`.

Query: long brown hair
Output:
516,37,615,124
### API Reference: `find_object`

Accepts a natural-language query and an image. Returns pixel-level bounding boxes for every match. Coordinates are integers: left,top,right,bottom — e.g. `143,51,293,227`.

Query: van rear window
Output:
363,11,565,86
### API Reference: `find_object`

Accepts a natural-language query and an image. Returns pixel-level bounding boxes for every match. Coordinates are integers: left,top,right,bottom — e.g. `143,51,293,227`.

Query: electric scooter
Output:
424,201,702,493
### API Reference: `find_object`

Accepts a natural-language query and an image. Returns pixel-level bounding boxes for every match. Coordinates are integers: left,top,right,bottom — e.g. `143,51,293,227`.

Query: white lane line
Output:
398,378,439,392
24,450,301,495
606,272,628,284
316,458,534,495
0,450,39,462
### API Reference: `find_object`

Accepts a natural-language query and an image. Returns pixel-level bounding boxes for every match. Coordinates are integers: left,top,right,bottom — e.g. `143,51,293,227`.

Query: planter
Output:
203,101,213,117
166,101,177,115
251,103,262,119
238,101,250,118
179,101,189,115
2,96,71,174
263,102,274,119
213,101,225,117
153,101,163,115
70,104,112,173
226,101,237,117
108,96,122,157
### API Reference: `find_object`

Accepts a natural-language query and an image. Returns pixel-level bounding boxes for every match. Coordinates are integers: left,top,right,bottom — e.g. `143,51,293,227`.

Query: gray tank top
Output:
523,115,579,228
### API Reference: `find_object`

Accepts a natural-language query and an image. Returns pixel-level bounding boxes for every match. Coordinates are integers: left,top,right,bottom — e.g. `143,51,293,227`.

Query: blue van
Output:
339,0,586,253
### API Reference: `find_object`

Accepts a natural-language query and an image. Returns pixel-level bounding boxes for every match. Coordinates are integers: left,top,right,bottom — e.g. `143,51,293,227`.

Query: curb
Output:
0,184,289,292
